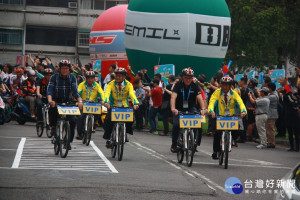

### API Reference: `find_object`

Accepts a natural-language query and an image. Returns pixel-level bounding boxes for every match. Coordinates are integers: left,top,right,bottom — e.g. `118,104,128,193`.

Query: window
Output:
78,32,89,47
26,26,76,47
0,0,24,5
105,0,128,9
26,0,77,8
0,29,22,45
94,0,104,10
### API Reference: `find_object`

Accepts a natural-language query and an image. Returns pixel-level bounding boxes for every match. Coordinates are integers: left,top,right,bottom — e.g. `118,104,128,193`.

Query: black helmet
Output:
220,76,233,84
114,67,127,75
249,78,258,86
85,71,96,77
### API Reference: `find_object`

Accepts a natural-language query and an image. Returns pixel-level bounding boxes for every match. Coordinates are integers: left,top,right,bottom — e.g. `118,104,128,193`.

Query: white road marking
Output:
11,137,26,168
179,161,292,170
11,138,118,173
90,141,118,173
131,142,222,192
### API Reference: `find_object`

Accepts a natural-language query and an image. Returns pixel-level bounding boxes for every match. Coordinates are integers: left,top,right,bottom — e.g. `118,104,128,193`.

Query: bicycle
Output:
53,103,80,158
177,111,203,167
36,101,51,138
110,107,133,161
216,115,239,169
82,102,101,146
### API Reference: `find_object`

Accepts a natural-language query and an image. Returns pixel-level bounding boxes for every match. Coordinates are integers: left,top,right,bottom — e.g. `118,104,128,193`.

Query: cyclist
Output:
170,67,206,153
76,71,105,139
103,67,139,148
10,68,26,96
47,60,83,150
22,70,37,118
208,76,247,160
36,68,53,125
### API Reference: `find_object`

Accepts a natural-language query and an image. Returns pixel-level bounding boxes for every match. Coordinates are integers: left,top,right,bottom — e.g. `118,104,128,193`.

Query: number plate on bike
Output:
179,115,202,128
216,117,239,130
83,103,102,114
57,106,81,115
111,108,133,122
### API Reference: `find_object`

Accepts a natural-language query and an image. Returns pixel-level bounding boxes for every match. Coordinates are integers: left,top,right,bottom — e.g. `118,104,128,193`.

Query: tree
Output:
225,0,300,71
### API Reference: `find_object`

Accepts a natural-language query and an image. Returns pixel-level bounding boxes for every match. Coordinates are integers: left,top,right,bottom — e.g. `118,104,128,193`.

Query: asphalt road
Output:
0,121,299,200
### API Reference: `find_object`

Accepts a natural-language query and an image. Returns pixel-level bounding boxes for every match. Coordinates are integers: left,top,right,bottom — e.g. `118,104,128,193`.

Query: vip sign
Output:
216,117,239,130
111,108,134,122
179,115,203,128
57,107,81,115
83,103,102,114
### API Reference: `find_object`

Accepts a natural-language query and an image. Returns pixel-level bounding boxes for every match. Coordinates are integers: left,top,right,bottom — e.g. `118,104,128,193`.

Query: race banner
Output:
154,64,175,85
269,69,285,89
93,60,102,85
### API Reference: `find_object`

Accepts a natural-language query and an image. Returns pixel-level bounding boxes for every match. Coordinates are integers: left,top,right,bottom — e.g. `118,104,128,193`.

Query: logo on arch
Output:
89,35,117,45
225,177,243,194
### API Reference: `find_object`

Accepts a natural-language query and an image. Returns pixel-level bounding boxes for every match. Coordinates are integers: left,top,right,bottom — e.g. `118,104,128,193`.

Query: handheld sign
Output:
57,106,81,115
179,115,202,128
83,102,102,114
216,117,239,130
111,108,133,122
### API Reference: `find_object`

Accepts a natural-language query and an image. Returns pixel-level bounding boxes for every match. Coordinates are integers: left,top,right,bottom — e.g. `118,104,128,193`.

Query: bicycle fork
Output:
221,131,232,152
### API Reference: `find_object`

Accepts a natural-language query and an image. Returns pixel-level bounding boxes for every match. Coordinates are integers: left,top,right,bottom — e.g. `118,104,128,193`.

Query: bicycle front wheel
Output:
86,116,92,146
59,121,70,158
224,131,229,169
186,130,195,167
117,123,125,161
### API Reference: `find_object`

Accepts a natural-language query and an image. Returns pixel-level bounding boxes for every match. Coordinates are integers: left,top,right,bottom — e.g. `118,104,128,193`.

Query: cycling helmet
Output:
44,68,53,74
16,68,24,74
28,69,36,77
59,60,71,68
182,67,194,76
114,67,127,75
85,71,96,77
249,78,258,86
220,76,233,84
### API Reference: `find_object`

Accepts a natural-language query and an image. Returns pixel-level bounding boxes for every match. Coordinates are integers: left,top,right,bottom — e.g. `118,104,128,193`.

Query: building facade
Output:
0,0,129,66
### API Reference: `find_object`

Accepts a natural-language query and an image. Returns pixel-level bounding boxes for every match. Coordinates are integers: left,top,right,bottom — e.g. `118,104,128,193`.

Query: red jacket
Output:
151,87,162,107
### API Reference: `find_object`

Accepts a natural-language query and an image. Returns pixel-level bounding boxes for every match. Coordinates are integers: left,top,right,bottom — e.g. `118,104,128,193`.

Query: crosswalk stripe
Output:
13,137,118,173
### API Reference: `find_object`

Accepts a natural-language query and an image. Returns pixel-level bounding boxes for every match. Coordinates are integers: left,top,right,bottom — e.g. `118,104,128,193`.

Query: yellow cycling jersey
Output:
104,79,139,107
208,88,247,116
78,81,104,102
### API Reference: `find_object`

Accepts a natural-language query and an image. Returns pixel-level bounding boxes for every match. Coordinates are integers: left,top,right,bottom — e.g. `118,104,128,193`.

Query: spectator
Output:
134,79,145,131
263,76,272,87
246,78,259,141
154,73,165,89
148,79,162,135
22,70,37,118
103,64,116,86
281,84,300,152
160,75,175,136
266,82,278,148
237,77,248,143
249,87,270,149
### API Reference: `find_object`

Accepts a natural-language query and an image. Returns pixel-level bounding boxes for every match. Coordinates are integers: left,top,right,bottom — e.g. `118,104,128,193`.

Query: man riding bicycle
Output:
47,60,83,150
103,67,139,148
36,68,53,125
22,70,37,118
76,71,105,139
208,76,247,160
170,67,206,153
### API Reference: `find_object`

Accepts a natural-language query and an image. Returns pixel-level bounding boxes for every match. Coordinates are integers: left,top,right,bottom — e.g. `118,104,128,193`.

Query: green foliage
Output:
225,0,300,71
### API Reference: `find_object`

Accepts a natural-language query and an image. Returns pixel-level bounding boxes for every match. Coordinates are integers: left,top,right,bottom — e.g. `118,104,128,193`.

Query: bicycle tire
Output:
177,132,184,163
86,116,92,146
111,124,117,158
59,121,70,158
224,131,229,169
54,124,60,155
186,130,195,167
117,123,125,161
218,151,223,165
46,125,51,138
36,123,44,137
